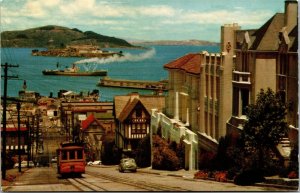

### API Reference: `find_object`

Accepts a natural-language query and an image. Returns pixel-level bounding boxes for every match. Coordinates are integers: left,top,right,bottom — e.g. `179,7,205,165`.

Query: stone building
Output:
226,0,298,162
151,0,298,170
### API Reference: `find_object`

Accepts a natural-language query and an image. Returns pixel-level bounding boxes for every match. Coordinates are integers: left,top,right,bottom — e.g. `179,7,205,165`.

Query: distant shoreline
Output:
129,40,220,46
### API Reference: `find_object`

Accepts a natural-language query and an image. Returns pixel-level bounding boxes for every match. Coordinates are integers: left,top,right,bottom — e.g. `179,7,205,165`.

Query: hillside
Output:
1,25,134,48
130,39,219,46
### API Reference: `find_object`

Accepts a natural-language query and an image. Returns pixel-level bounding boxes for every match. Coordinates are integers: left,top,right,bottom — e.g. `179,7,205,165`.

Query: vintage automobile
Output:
13,161,35,168
118,158,137,173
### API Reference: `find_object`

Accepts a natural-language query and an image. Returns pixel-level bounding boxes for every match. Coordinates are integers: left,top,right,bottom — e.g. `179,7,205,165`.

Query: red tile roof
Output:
164,53,202,75
81,114,105,131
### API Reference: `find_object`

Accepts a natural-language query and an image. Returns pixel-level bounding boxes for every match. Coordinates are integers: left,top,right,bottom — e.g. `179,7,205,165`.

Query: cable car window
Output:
77,150,83,159
69,150,75,160
62,150,67,160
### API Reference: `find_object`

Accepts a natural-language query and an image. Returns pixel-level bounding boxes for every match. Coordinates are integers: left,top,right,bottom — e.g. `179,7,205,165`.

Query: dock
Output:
97,77,168,91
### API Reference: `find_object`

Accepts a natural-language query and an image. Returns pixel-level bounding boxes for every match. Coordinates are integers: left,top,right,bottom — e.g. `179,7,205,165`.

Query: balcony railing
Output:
232,71,251,84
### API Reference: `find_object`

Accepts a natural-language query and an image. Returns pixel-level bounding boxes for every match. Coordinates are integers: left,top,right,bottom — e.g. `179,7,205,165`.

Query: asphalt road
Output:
2,164,289,192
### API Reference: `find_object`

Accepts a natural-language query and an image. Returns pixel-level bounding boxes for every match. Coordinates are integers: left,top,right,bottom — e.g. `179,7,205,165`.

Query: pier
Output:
97,76,168,91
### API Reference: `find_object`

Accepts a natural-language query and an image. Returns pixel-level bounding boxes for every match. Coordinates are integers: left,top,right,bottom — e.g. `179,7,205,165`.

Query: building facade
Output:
151,23,239,170
226,0,298,159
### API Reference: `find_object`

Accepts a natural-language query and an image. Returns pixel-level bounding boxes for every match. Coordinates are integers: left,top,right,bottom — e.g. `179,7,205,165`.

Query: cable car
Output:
56,142,85,176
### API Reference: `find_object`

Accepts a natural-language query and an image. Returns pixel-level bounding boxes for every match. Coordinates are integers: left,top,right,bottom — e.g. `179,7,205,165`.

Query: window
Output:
77,150,83,159
232,87,239,116
216,77,220,100
206,75,209,96
210,76,214,99
131,124,136,134
205,112,208,133
241,89,249,115
62,150,67,160
69,150,75,160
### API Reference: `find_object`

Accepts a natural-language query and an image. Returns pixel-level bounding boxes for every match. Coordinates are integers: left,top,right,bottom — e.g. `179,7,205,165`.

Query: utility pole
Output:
36,112,39,155
1,63,18,180
17,102,21,172
26,115,30,168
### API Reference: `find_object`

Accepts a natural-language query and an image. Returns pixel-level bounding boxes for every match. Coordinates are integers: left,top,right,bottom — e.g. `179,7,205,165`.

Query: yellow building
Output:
152,0,298,169
151,23,240,170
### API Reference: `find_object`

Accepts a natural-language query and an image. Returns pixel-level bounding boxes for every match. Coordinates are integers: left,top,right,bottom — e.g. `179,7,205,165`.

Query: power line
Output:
1,62,19,180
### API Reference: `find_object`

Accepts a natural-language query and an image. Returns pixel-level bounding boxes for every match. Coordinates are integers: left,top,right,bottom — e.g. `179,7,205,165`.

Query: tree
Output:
100,134,120,165
243,88,288,170
152,135,180,171
135,134,151,168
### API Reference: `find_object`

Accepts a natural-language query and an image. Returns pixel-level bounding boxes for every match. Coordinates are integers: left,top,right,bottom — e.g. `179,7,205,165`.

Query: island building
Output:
151,0,298,170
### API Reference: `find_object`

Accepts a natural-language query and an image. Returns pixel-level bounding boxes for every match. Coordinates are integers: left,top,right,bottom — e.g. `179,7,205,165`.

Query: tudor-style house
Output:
114,93,165,156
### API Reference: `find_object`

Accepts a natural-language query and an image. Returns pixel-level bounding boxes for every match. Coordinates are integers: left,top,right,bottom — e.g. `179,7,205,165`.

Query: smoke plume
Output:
74,48,156,65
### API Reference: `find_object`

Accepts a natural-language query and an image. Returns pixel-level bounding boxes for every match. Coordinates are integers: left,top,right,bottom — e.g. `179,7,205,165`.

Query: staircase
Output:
276,137,292,166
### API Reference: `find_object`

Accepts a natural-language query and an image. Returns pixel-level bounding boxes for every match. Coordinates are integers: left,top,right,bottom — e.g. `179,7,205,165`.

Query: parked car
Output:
92,160,102,165
87,160,102,166
118,158,137,173
51,157,57,163
87,161,93,166
13,161,35,168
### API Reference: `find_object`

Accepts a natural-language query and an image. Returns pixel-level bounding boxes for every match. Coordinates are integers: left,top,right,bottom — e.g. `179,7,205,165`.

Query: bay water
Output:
1,45,219,101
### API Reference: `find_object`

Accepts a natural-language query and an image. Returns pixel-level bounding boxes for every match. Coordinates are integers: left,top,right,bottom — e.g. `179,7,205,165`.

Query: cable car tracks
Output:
68,171,189,191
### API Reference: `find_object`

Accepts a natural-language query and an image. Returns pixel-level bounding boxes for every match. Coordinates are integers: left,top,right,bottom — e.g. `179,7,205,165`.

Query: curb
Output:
138,170,161,175
138,169,299,190
255,182,299,190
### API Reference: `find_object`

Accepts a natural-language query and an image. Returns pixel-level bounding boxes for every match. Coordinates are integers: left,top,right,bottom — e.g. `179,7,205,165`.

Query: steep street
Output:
2,165,289,192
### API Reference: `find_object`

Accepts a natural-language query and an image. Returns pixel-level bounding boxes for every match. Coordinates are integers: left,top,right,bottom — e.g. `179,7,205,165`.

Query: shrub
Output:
152,135,180,171
135,134,151,168
227,167,240,180
194,170,209,179
234,169,265,186
214,171,228,182
198,151,216,170
100,134,120,165
288,171,298,179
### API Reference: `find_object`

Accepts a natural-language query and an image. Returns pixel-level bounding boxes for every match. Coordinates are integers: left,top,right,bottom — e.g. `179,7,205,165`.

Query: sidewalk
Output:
137,167,299,190
138,167,195,179
1,168,29,187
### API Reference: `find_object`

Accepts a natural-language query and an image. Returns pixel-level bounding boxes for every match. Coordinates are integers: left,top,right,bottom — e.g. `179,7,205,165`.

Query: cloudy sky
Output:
1,0,285,42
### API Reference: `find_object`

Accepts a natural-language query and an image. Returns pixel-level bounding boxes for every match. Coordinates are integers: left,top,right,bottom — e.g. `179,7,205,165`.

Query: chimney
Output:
285,0,298,33
220,23,241,55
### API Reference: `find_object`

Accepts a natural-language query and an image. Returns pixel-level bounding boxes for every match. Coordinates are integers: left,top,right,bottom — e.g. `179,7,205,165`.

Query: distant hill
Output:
1,25,134,48
130,39,219,46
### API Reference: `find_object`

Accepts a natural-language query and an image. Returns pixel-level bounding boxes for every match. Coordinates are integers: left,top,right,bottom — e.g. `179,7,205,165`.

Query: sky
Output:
0,0,285,42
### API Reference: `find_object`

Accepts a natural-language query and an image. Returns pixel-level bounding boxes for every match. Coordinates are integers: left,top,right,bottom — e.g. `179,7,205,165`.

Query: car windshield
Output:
122,159,135,164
